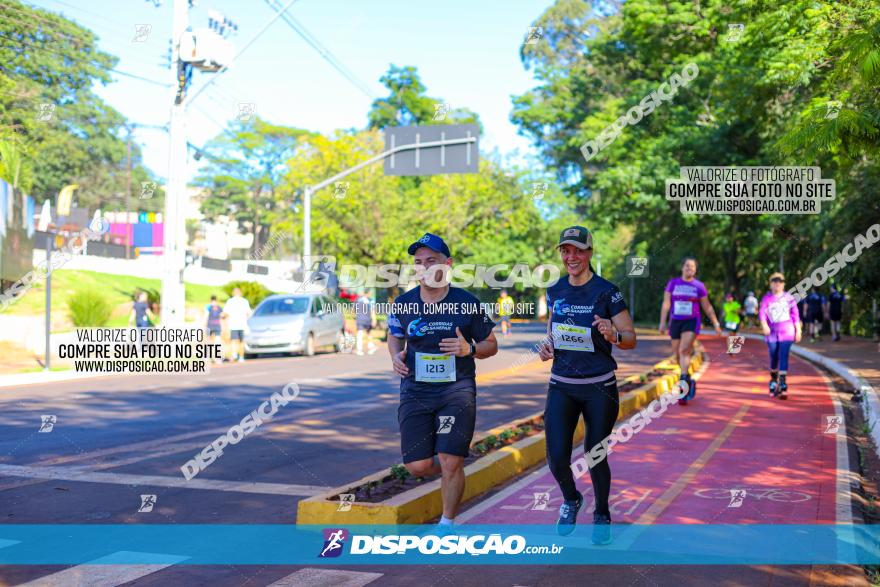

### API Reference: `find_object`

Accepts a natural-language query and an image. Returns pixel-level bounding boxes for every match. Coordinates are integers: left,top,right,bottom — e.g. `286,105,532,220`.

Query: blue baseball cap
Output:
407,233,451,257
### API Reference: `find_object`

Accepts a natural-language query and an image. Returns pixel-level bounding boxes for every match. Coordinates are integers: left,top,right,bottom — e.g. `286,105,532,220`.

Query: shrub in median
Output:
221,280,273,308
68,290,112,327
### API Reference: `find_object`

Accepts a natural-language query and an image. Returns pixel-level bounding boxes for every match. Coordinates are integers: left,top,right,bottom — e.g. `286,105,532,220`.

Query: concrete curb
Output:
296,351,704,525
742,333,880,457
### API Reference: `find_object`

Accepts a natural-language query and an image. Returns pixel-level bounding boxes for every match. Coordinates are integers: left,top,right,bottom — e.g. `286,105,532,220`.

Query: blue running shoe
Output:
556,492,583,536
687,377,697,400
591,512,612,545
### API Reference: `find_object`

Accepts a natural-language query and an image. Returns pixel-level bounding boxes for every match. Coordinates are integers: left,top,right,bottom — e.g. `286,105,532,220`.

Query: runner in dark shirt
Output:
827,285,845,341
129,292,155,328
387,233,498,528
804,288,826,342
539,225,637,545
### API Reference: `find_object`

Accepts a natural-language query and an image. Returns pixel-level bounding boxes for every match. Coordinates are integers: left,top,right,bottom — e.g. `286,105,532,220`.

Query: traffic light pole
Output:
44,234,51,371
301,135,477,261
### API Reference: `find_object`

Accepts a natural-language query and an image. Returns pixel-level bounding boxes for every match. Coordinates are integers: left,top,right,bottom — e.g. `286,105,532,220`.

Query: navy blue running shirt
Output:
388,286,495,383
546,274,628,378
806,291,826,317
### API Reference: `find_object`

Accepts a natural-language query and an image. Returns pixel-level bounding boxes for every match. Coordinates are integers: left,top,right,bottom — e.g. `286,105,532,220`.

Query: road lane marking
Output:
457,356,712,524
23,356,552,471
0,464,329,496
457,468,548,523
822,376,855,526
633,403,751,526
16,551,188,586
475,356,549,384
267,569,383,587
821,372,856,563
27,399,379,467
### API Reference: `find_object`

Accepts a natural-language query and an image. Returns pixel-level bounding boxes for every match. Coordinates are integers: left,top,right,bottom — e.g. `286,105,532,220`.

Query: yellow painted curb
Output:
297,348,704,525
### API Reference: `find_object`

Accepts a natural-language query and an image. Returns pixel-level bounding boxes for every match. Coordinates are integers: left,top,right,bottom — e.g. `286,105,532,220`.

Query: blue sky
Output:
28,0,551,182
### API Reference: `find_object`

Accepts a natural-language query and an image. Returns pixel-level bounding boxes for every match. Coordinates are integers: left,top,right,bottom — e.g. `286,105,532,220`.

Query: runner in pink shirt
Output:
659,257,722,404
758,272,802,399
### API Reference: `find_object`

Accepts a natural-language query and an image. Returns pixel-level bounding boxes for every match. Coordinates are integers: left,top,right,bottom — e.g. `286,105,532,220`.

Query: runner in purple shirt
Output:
758,272,802,400
658,257,722,404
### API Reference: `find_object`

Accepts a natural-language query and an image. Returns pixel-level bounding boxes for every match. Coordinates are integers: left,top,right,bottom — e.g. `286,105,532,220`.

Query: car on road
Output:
244,293,345,357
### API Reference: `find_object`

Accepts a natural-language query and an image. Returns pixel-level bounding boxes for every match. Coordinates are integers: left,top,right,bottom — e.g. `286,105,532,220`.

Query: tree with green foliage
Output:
0,1,160,211
513,0,880,332
277,127,576,301
367,65,480,129
196,117,311,257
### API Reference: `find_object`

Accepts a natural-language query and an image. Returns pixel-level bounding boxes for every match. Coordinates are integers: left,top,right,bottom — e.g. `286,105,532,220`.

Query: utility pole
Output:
126,126,132,260
160,0,237,325
161,0,189,326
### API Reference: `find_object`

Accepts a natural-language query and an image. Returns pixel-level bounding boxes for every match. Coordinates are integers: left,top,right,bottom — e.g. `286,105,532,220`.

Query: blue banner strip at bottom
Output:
0,525,877,565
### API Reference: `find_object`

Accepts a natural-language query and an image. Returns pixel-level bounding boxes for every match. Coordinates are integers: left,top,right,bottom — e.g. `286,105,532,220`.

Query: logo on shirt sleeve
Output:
611,291,623,304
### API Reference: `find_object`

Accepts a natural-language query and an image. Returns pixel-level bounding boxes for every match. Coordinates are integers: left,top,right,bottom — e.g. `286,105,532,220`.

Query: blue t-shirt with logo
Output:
387,286,495,385
546,274,628,378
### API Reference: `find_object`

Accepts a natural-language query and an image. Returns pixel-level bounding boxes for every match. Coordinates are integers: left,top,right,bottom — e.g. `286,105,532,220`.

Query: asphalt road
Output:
0,324,670,586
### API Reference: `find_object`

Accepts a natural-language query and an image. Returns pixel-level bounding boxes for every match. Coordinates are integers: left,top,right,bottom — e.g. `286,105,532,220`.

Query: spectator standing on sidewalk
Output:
222,287,251,362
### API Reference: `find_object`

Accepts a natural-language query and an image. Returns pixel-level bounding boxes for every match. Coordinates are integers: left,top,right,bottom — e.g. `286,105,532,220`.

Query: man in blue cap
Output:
387,233,498,527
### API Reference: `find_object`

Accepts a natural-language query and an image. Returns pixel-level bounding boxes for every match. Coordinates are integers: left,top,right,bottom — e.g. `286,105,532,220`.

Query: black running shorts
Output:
398,377,477,463
669,318,698,340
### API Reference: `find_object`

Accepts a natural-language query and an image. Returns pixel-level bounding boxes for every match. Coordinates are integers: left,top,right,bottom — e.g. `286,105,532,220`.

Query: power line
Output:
2,6,163,73
46,0,140,33
0,32,170,87
263,0,375,99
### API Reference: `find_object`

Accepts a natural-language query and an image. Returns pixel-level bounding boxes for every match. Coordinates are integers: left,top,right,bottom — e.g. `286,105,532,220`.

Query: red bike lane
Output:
459,335,847,530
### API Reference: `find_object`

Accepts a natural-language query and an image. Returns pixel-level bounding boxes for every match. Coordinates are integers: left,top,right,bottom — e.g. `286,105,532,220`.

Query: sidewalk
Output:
792,335,880,390
457,335,867,585
761,334,880,456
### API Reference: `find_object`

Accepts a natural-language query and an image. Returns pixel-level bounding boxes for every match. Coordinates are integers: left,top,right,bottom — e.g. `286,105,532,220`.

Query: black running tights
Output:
544,378,620,516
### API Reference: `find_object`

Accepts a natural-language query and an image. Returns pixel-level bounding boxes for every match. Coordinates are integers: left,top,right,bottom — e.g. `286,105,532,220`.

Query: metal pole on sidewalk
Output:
302,186,311,261
126,127,132,260
44,234,52,372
